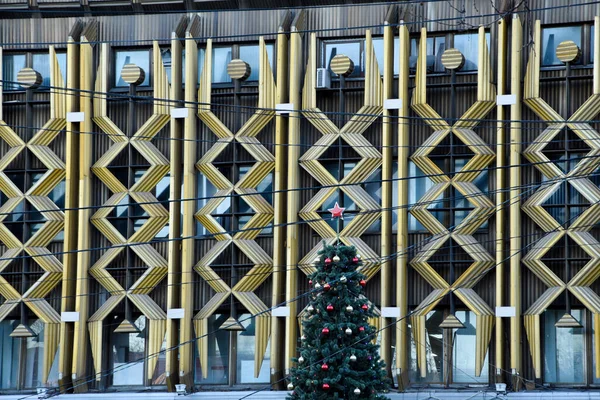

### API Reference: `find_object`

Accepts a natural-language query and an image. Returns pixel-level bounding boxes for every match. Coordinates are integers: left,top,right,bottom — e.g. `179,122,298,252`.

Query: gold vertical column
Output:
180,27,199,388
72,26,96,392
271,26,289,386
380,21,394,376
58,33,80,392
495,17,507,380
285,11,304,375
395,22,410,389
509,14,523,385
166,27,183,391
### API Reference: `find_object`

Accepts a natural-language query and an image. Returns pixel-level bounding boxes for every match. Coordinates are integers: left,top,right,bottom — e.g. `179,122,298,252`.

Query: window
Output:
236,315,270,383
542,26,583,66
239,44,275,81
195,314,230,384
410,36,446,73
114,49,151,87
0,320,59,390
319,162,381,233
408,310,489,385
544,309,585,384
2,54,26,91
454,32,490,71
196,166,273,237
373,37,400,76
324,40,363,78
406,162,435,232
32,53,67,87
110,315,152,386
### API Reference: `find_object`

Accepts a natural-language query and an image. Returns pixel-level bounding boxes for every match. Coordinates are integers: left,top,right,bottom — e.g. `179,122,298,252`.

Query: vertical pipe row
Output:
510,14,523,386
285,24,302,376
179,32,198,388
271,27,289,386
166,31,183,390
396,22,410,389
72,35,94,393
495,17,507,380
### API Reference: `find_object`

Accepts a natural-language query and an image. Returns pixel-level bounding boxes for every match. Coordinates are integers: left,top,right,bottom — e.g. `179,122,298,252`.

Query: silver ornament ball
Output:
301,335,306,341
288,383,294,390
333,255,340,262
354,388,361,395
340,275,347,283
350,354,357,362
346,305,353,312
345,327,353,335
298,356,305,364
315,283,322,289
307,305,314,312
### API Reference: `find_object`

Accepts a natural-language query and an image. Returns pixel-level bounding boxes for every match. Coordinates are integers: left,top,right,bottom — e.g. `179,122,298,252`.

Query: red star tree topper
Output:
328,202,345,220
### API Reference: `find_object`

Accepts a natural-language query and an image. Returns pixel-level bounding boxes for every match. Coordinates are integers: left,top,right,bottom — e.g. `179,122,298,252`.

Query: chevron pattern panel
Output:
87,42,171,381
193,37,276,379
409,27,496,378
522,18,600,379
0,46,66,385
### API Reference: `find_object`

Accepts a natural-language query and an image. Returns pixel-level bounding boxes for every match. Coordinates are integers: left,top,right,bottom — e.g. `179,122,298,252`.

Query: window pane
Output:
112,315,146,385
408,162,434,231
212,47,232,84
452,311,489,383
544,309,584,384
373,37,399,75
325,41,362,77
23,320,50,389
2,54,26,91
454,32,490,71
115,50,150,87
408,310,444,383
237,314,270,383
195,314,230,384
542,26,582,66
239,44,275,81
0,320,19,389
32,53,67,88
410,37,446,73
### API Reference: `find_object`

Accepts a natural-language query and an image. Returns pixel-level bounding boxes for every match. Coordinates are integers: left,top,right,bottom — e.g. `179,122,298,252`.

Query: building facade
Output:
0,0,599,395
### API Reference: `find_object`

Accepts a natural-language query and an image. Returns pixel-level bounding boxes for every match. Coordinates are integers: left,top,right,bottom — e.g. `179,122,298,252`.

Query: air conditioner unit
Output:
316,68,331,89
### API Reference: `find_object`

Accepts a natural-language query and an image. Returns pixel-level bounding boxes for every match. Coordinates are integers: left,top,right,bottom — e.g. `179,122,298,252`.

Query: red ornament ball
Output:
359,279,366,287
327,304,334,312
352,257,359,263
359,326,365,332
309,280,313,285
321,363,329,371
322,383,330,390
323,283,331,291
322,327,330,335
325,258,332,265
361,304,368,311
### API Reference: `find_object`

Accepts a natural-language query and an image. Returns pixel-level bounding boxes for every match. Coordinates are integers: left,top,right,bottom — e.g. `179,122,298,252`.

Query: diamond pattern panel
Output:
521,18,600,379
87,42,170,381
193,38,276,378
409,27,496,378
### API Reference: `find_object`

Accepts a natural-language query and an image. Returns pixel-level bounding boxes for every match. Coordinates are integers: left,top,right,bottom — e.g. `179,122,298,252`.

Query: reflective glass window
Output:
454,32,490,71
32,53,67,88
324,41,363,77
111,315,146,385
194,314,230,384
2,54,26,91
373,37,400,75
0,320,19,389
115,50,150,87
212,47,233,84
544,309,585,384
239,44,275,81
542,26,583,66
408,310,444,383
236,314,270,383
452,311,489,383
410,36,446,73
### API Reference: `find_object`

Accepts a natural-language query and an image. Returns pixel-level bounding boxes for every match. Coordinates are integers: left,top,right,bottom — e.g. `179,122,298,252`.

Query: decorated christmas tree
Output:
288,203,390,399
